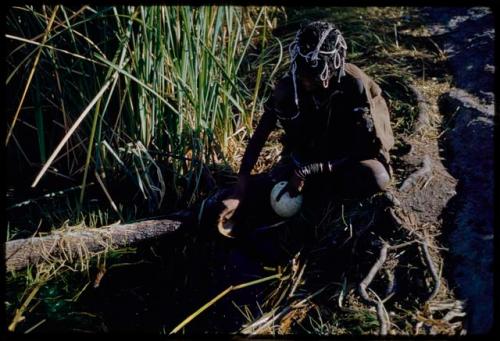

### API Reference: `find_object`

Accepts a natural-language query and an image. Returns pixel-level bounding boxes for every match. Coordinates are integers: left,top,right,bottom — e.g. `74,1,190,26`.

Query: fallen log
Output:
6,218,182,272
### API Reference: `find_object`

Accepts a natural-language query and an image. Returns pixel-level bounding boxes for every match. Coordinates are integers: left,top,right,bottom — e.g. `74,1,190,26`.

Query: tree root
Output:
385,200,444,308
358,239,419,335
359,242,390,335
399,155,432,192
420,238,441,302
408,84,430,132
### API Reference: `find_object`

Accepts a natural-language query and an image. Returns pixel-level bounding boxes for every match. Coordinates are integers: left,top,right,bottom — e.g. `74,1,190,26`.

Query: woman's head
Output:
289,21,347,90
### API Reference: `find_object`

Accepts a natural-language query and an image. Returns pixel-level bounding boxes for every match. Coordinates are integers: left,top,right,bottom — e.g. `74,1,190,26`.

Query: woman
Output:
218,21,394,238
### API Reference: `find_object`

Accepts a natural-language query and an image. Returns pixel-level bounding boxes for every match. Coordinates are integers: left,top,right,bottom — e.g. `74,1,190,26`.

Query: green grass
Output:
5,244,138,332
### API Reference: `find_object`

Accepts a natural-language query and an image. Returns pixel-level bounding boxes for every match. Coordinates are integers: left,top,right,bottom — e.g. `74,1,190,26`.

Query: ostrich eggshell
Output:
270,181,303,218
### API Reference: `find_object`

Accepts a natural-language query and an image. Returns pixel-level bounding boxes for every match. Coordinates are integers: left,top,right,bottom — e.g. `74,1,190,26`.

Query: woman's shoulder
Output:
266,74,298,118
272,74,294,102
343,63,383,98
344,63,369,81
343,63,368,91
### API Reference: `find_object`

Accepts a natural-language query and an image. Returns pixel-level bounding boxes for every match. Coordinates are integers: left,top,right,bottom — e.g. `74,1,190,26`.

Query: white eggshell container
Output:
270,181,303,218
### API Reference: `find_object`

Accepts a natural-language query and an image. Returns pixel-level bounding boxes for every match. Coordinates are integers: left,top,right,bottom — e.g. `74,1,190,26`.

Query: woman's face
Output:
298,72,322,92
297,57,335,92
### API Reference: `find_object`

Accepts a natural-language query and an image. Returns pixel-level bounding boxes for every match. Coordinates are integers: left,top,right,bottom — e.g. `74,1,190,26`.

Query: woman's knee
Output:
323,158,390,198
359,159,391,192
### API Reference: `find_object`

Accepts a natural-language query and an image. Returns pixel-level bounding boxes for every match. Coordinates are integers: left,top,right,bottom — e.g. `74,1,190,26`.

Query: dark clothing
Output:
239,63,394,177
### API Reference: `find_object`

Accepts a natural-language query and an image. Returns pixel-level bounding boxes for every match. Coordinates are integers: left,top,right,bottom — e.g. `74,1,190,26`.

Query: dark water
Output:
9,223,292,334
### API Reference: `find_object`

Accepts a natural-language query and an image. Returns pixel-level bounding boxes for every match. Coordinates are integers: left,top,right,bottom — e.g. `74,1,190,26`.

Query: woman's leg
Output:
305,158,391,200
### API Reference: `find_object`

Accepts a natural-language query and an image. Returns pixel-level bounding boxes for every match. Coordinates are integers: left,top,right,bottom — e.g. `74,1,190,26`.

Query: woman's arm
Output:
293,158,349,179
238,109,277,178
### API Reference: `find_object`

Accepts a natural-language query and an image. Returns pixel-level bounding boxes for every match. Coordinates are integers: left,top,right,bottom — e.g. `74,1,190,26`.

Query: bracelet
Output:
295,161,336,179
294,168,306,180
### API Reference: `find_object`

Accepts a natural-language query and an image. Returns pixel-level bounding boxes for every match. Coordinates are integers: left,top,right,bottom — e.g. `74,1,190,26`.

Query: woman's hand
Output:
276,171,305,201
218,175,248,225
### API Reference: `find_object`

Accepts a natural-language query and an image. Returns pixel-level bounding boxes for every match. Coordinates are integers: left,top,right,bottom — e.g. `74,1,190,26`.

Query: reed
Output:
6,5,282,215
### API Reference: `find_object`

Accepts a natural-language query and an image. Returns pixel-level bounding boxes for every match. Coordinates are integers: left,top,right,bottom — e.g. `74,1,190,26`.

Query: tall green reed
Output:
6,5,283,217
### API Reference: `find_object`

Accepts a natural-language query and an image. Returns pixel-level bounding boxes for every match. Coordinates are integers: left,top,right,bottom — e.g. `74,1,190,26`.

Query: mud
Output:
418,7,494,334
